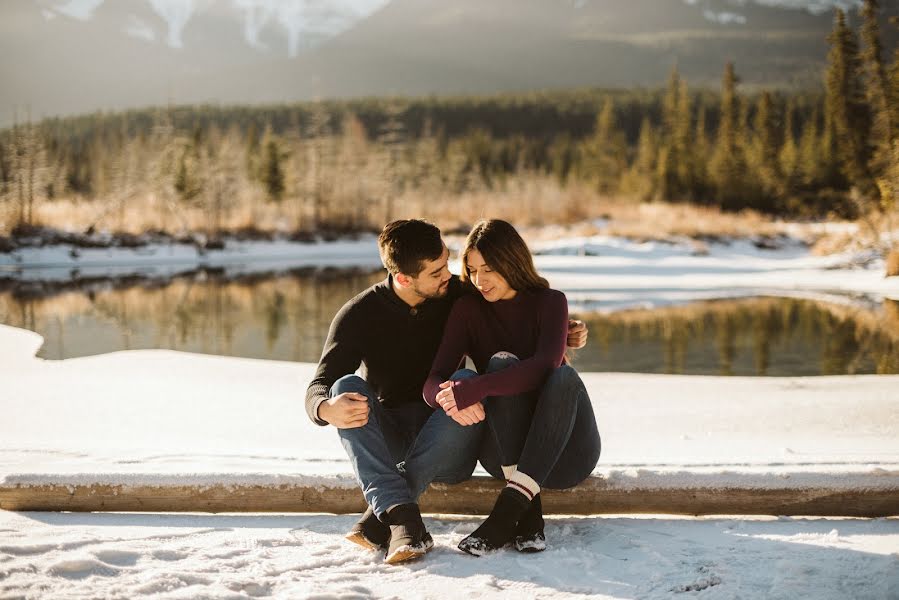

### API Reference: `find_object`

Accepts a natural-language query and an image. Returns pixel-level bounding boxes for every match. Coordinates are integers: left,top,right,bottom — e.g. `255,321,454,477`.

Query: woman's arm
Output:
423,299,472,409
450,290,568,411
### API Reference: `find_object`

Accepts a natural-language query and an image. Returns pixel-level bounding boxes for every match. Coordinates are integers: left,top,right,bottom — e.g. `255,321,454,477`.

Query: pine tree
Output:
693,104,710,202
750,91,782,209
656,64,682,200
621,117,657,202
674,79,694,198
580,97,627,195
779,99,800,196
662,64,681,143
798,108,822,187
825,9,873,196
860,0,894,188
710,62,747,210
889,17,899,142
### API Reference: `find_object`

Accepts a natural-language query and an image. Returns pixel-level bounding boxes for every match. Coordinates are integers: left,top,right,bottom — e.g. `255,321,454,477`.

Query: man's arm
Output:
305,301,365,426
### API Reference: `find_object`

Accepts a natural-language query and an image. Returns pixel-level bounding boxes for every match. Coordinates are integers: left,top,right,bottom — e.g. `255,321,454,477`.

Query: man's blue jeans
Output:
331,371,484,519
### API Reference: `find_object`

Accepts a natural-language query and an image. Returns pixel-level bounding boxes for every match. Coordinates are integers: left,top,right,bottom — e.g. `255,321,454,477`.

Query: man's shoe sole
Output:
344,530,385,552
384,534,434,564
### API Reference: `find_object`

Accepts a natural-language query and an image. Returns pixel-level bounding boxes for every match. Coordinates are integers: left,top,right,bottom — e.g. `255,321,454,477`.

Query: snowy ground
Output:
2,510,897,599
2,233,899,598
1,321,898,598
2,324,897,485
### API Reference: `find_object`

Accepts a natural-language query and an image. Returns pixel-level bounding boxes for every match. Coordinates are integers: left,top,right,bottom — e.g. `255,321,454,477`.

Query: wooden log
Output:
1,476,896,517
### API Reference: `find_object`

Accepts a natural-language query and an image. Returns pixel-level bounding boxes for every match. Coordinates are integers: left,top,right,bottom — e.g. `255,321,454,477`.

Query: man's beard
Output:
412,280,449,301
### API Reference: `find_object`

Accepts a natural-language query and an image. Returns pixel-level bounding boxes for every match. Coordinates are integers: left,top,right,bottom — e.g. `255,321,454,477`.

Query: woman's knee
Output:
487,351,519,373
547,364,581,387
450,368,478,382
543,365,587,403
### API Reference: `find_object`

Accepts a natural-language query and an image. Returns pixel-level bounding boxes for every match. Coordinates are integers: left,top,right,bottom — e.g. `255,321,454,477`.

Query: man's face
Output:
406,244,452,301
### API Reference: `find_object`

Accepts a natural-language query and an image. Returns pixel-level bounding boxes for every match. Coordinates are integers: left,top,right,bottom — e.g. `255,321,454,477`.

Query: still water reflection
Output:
2,268,897,376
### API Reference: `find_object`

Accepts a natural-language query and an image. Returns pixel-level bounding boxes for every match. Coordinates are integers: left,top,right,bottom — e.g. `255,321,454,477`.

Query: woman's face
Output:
465,249,517,302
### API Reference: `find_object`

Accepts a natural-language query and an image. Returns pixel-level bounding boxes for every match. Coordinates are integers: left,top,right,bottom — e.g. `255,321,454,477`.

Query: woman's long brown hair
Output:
461,219,570,363
460,219,549,292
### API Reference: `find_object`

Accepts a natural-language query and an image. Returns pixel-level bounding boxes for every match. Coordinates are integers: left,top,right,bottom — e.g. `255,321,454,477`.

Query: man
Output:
305,219,586,564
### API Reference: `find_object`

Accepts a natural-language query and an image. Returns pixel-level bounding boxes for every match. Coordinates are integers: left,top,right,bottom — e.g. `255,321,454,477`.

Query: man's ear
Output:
395,272,413,288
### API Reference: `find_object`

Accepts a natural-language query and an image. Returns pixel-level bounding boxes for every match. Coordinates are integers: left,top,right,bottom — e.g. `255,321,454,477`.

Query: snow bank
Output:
0,237,383,282
1,324,897,491
3,235,898,312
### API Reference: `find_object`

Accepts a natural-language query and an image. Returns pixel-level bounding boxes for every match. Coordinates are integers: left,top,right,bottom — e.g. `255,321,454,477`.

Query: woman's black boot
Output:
458,488,531,556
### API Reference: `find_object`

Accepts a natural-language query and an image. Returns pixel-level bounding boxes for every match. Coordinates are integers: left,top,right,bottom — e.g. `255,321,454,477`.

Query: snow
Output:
4,234,898,314
2,233,898,598
0,237,384,282
1,323,897,487
531,235,899,312
1,510,897,599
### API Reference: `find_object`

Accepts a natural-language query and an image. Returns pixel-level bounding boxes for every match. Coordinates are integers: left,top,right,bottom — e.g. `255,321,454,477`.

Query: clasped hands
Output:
435,381,485,426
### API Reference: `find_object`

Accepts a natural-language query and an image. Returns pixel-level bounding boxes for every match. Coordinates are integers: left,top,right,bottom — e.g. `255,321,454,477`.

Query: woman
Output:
423,219,601,556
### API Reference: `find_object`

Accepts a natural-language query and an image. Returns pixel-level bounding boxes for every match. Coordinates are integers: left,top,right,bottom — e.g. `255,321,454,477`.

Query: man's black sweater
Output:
305,274,467,425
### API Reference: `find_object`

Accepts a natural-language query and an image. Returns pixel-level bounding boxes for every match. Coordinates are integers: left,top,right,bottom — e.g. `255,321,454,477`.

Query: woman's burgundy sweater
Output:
423,287,568,411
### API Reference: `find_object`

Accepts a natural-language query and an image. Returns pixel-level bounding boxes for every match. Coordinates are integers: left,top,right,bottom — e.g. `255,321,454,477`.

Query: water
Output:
2,268,898,376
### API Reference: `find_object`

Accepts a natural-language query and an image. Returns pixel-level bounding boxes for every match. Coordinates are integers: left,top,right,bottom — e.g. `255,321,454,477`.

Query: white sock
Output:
506,470,540,501
501,464,517,480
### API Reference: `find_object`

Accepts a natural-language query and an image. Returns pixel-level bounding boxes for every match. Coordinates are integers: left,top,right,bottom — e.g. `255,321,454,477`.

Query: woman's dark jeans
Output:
471,354,601,489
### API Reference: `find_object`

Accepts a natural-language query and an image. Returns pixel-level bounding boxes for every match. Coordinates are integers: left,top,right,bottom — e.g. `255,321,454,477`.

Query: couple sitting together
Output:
305,218,601,563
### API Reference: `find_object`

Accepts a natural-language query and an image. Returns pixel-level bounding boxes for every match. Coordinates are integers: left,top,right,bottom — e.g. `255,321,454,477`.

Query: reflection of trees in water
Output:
2,285,897,374
577,297,899,376
0,269,385,361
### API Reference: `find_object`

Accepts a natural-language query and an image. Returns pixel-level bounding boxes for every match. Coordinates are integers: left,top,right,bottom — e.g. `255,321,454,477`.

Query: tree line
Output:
0,1,896,237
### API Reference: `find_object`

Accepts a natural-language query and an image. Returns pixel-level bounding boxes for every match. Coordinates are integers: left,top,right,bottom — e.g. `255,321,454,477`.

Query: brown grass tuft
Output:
887,248,899,277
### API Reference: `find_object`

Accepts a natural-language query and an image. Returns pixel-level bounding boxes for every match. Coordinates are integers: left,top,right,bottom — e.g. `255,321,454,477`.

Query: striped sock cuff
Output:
506,470,540,501
501,464,517,480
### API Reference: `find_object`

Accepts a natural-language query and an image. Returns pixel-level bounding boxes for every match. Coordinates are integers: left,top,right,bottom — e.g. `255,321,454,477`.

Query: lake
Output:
2,267,897,376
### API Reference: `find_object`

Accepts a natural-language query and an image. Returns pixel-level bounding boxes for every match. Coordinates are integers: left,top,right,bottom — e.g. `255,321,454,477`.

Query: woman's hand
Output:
437,381,485,426
435,381,457,412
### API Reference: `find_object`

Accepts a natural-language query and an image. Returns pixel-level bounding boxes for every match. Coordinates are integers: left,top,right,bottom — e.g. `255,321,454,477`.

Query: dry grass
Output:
4,177,888,254
22,192,304,236
592,201,782,240
887,249,899,277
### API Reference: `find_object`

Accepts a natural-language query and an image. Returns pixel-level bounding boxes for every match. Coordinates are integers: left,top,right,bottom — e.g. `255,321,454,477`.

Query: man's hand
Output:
318,392,369,428
566,319,588,350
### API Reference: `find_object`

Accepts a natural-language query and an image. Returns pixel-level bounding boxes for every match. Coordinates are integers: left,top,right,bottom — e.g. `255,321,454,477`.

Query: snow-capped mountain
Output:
41,0,391,56
1,0,895,126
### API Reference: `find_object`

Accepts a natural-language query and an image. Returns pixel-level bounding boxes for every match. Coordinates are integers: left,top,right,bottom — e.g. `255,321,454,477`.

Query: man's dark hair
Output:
377,219,443,277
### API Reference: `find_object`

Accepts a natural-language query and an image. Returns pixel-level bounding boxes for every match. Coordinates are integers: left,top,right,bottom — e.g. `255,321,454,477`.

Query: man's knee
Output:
428,413,483,483
330,374,374,400
487,351,519,373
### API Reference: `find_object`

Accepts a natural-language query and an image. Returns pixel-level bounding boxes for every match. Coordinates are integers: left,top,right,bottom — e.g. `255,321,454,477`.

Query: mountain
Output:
1,0,896,126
